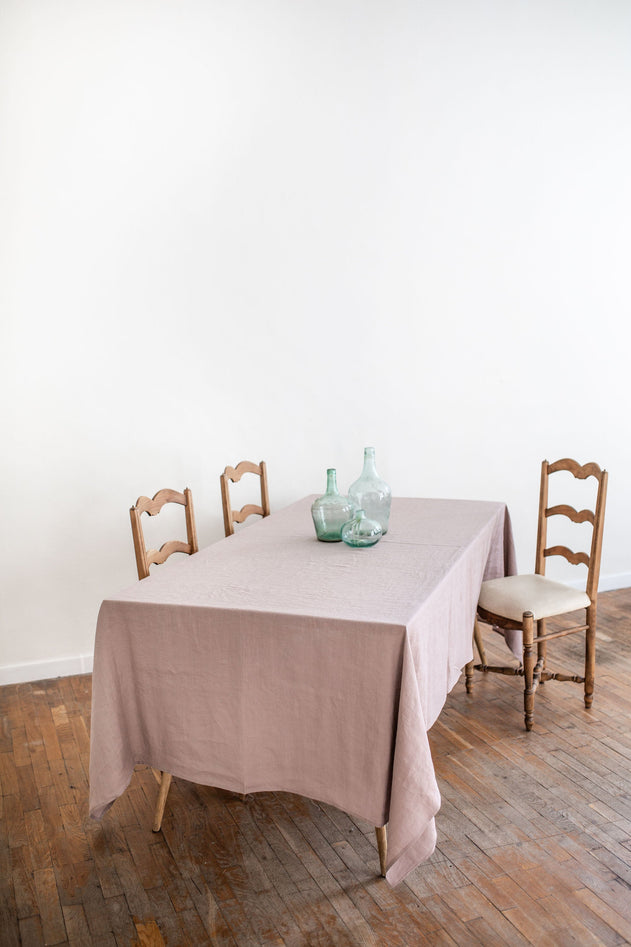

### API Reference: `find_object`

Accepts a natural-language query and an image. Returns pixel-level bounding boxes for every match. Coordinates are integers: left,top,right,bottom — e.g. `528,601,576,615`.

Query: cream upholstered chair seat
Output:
478,574,591,623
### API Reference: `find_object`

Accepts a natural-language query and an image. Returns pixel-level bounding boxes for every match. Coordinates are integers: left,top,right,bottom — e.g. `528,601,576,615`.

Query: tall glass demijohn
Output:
311,468,355,542
348,447,391,534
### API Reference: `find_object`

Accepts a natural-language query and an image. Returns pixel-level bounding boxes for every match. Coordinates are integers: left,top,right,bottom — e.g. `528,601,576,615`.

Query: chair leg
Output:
375,825,387,877
152,771,173,832
522,611,536,732
585,604,596,709
473,619,487,666
537,618,547,681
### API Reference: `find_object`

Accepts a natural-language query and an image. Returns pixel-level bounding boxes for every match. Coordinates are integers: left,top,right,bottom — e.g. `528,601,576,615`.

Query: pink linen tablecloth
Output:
89,496,515,886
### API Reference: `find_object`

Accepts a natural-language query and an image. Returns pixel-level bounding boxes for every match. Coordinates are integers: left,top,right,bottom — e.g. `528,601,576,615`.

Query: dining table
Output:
89,495,516,886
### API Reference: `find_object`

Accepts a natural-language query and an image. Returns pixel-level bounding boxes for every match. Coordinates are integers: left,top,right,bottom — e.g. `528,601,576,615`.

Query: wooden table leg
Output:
375,825,387,877
152,771,172,832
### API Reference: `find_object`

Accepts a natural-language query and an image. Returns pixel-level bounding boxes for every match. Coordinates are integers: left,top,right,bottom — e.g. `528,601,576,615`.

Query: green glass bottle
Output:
311,469,356,542
348,447,391,534
341,509,383,548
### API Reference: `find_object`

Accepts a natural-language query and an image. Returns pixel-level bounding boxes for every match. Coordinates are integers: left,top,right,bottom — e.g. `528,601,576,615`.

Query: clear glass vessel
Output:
311,468,356,542
348,447,392,534
341,509,383,548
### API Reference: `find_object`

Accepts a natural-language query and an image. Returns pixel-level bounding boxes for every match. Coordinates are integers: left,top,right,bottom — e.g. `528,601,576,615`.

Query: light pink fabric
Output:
89,496,515,886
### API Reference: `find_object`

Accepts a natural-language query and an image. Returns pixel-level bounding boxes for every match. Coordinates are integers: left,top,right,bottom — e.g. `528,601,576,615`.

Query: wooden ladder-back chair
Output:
466,459,608,731
130,487,199,581
220,460,270,537
129,486,199,830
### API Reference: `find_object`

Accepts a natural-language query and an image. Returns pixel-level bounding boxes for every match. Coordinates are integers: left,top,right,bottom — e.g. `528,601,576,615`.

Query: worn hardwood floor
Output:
1,588,630,945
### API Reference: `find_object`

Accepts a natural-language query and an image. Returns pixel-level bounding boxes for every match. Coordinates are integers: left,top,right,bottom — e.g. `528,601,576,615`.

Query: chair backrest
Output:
220,460,270,537
130,487,199,580
535,459,608,603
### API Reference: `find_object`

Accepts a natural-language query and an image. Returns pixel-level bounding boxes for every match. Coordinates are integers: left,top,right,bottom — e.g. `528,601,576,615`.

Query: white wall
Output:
1,0,630,684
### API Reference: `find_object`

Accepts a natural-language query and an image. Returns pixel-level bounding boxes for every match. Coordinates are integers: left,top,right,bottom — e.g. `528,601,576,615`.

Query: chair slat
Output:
547,458,604,480
232,503,265,524
545,504,594,525
147,540,192,567
134,489,187,516
223,460,264,483
543,545,590,567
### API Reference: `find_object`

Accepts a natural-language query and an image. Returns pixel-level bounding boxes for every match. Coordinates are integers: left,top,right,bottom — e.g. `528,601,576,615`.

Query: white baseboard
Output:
598,572,631,592
1,572,630,687
0,652,94,687
564,572,631,593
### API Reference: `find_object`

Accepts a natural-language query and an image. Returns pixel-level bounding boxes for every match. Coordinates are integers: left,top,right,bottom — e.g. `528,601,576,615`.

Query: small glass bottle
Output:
341,509,382,548
348,447,392,534
311,468,356,542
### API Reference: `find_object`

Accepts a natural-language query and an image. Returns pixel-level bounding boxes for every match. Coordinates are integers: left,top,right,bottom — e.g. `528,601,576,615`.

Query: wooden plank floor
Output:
1,588,630,945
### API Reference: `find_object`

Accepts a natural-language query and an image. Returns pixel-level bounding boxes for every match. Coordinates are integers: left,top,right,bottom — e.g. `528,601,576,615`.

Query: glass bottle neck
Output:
361,448,378,478
326,468,339,495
